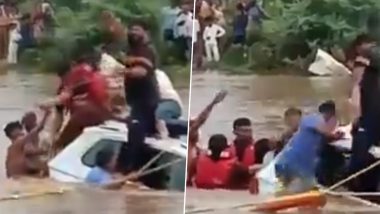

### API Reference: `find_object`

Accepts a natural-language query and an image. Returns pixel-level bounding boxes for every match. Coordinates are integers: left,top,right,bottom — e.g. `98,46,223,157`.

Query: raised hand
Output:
212,90,228,105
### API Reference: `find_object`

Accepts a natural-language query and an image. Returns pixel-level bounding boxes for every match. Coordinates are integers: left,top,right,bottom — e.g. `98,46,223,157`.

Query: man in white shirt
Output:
175,3,193,61
203,17,226,62
155,69,187,137
7,21,21,64
193,18,200,44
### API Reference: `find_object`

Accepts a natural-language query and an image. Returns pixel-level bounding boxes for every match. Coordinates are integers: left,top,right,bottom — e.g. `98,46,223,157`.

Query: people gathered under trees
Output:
193,0,269,70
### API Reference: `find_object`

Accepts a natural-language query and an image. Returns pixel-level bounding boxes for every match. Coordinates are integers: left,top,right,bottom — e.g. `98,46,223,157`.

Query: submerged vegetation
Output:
18,0,188,78
220,0,380,74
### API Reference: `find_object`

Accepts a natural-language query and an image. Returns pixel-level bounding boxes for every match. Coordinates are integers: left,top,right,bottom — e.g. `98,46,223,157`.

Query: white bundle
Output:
308,49,351,76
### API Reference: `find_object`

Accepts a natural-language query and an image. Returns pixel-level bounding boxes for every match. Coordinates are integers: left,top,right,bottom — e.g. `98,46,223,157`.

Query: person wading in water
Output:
4,108,50,178
187,90,227,186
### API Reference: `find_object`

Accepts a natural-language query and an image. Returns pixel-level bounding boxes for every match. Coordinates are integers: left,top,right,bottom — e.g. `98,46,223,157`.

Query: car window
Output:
82,139,124,167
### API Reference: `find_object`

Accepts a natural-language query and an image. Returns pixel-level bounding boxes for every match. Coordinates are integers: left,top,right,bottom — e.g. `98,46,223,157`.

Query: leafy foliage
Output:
19,0,186,72
222,0,380,72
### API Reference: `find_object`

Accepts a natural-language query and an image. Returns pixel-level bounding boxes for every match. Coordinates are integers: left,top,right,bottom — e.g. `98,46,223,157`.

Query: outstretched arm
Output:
190,90,227,131
19,109,51,145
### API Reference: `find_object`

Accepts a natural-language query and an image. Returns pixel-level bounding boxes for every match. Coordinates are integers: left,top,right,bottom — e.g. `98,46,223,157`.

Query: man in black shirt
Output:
120,21,167,188
348,13,380,192
124,21,160,136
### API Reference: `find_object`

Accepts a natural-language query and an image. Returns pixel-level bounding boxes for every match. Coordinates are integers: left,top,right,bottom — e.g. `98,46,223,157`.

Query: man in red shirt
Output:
39,46,111,153
229,117,256,189
195,134,236,189
187,90,227,185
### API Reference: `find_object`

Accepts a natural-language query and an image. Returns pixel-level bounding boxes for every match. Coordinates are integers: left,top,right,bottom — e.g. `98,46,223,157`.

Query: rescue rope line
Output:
137,158,183,178
137,150,166,175
327,191,380,197
325,158,380,191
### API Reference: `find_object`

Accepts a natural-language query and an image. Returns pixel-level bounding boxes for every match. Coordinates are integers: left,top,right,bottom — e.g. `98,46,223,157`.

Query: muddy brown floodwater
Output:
188,73,380,213
190,73,352,146
0,69,188,213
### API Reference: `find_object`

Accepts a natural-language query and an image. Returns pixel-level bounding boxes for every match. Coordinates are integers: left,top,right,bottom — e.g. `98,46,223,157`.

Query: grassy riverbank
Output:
206,0,379,74
17,0,190,79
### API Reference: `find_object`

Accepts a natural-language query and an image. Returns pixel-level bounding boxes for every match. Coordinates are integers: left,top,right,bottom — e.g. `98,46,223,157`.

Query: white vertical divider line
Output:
183,0,197,213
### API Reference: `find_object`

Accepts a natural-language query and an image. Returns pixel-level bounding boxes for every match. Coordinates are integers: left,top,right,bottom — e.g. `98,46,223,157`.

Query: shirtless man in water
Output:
4,108,50,178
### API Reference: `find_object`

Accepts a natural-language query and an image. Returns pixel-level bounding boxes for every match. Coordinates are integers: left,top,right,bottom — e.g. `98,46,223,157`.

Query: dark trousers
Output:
316,141,345,186
175,36,190,63
118,119,167,189
130,104,157,136
348,124,380,192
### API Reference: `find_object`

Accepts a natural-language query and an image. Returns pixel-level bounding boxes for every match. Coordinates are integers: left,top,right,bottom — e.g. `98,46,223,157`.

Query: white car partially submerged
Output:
48,120,187,190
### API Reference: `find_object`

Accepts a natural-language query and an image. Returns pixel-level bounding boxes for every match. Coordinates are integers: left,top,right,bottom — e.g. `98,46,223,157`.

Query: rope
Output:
136,158,183,178
325,158,380,191
137,150,166,175
326,191,380,197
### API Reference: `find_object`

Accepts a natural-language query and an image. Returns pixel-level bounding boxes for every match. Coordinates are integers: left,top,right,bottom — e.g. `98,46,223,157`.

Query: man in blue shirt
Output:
233,3,248,45
85,148,116,185
275,101,343,193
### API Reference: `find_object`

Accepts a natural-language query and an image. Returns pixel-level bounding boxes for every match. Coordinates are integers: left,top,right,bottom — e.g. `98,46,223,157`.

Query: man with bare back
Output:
4,108,50,178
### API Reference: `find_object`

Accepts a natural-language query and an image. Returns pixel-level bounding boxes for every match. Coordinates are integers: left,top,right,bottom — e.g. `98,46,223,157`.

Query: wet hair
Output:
208,134,228,161
254,138,271,164
284,107,302,118
3,121,22,139
345,34,374,62
128,19,149,31
95,147,115,169
71,38,100,70
54,54,71,78
318,100,336,115
233,117,251,130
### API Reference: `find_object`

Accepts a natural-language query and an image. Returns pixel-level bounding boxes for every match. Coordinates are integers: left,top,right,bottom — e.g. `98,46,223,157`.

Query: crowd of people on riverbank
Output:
193,0,269,69
161,0,194,63
2,3,189,189
188,15,380,196
0,0,54,64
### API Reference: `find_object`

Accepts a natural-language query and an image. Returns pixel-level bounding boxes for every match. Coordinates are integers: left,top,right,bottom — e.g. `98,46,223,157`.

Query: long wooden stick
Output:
0,190,64,202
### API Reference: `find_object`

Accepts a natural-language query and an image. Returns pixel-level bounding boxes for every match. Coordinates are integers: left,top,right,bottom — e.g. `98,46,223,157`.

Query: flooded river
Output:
190,73,351,145
188,73,380,213
0,69,188,213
